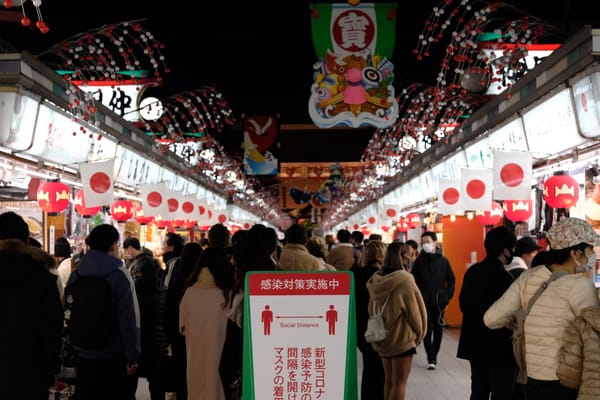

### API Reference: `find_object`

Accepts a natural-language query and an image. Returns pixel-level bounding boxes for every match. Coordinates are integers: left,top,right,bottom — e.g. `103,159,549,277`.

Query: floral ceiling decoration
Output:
32,20,291,228
319,0,564,230
144,88,291,227
2,0,49,33
37,20,168,134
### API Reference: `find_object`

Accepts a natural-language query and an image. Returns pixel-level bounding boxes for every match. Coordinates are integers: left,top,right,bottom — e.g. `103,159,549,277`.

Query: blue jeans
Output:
526,378,577,400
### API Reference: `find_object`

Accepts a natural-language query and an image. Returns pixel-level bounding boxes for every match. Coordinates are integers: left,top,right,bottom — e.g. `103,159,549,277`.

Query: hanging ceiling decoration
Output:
36,20,168,130
319,0,561,229
2,0,49,33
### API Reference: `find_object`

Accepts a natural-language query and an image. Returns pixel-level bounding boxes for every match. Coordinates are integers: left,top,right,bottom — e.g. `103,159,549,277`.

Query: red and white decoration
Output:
139,183,169,218
543,174,579,208
475,201,503,226
503,199,533,222
110,199,134,222
438,178,463,215
79,159,114,207
74,189,102,217
37,181,71,215
492,150,532,200
462,168,493,211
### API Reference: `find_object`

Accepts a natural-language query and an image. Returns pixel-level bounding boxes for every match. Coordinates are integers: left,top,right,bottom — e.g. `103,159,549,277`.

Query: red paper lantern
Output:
397,218,410,232
406,212,421,228
153,216,171,230
133,205,154,225
543,175,579,208
503,199,533,222
475,201,503,226
74,190,102,218
110,199,133,222
37,181,71,215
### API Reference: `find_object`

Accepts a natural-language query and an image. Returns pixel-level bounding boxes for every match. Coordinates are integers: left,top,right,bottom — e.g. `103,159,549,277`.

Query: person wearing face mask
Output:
456,225,518,400
484,218,600,400
411,231,455,370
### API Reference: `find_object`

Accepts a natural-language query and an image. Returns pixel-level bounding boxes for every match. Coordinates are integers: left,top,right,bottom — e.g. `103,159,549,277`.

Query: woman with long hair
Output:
366,241,427,400
179,247,235,400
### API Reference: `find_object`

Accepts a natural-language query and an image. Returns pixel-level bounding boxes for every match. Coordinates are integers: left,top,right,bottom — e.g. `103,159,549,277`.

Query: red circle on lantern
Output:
443,187,460,205
543,175,579,208
386,208,397,218
500,163,524,187
37,181,71,214
89,172,111,193
146,191,162,207
353,224,359,230
110,199,133,222
368,216,376,225
218,214,227,224
503,199,533,222
198,205,206,215
475,201,503,226
74,190,102,217
466,179,486,199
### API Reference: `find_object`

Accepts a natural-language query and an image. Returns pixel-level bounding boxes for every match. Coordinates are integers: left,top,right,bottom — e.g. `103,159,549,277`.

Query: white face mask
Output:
575,252,596,273
422,242,436,254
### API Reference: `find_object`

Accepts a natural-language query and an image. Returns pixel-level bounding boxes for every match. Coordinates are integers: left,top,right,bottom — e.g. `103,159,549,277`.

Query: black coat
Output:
0,239,64,399
456,255,516,367
411,252,455,309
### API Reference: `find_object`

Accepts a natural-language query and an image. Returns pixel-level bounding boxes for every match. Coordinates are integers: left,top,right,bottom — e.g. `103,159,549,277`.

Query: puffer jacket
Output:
484,265,599,381
366,268,427,357
279,243,323,271
557,306,600,399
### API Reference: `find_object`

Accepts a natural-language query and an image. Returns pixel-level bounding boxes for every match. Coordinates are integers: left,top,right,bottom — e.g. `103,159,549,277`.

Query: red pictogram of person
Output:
325,304,338,335
262,304,274,335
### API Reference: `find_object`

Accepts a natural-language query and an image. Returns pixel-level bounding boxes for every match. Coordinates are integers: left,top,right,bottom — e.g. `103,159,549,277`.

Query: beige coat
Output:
557,306,600,399
279,243,323,271
366,269,427,357
326,243,355,270
484,265,599,381
179,268,230,400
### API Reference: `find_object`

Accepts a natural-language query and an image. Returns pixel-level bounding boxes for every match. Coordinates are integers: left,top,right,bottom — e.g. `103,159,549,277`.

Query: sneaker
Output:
427,363,436,370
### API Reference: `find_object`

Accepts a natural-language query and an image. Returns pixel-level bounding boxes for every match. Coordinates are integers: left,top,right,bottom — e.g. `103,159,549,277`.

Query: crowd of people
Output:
3,209,600,400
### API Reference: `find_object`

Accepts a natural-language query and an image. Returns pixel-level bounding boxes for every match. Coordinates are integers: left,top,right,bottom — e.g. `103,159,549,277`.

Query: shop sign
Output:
522,88,586,158
243,271,357,400
76,82,145,123
487,117,529,152
572,72,600,138
114,146,160,185
464,136,492,168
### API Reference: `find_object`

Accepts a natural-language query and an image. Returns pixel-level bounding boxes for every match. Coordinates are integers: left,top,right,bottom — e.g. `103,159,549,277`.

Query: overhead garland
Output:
36,20,169,131
320,0,564,229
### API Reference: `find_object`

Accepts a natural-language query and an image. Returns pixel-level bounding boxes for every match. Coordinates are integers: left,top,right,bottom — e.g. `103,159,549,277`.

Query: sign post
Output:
243,271,357,400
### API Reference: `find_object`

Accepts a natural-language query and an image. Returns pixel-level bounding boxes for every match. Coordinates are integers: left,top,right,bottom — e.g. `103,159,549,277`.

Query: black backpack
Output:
64,269,116,349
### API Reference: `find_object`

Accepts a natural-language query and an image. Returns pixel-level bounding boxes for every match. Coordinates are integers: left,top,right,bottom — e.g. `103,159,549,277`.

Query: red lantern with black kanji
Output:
133,205,154,225
74,190,102,218
37,180,71,215
110,199,133,222
406,212,421,228
543,175,579,208
476,201,503,226
503,199,533,222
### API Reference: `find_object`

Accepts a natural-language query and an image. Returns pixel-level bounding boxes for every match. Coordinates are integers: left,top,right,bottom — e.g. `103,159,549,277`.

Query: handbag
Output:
364,295,390,344
220,318,243,400
512,270,568,383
